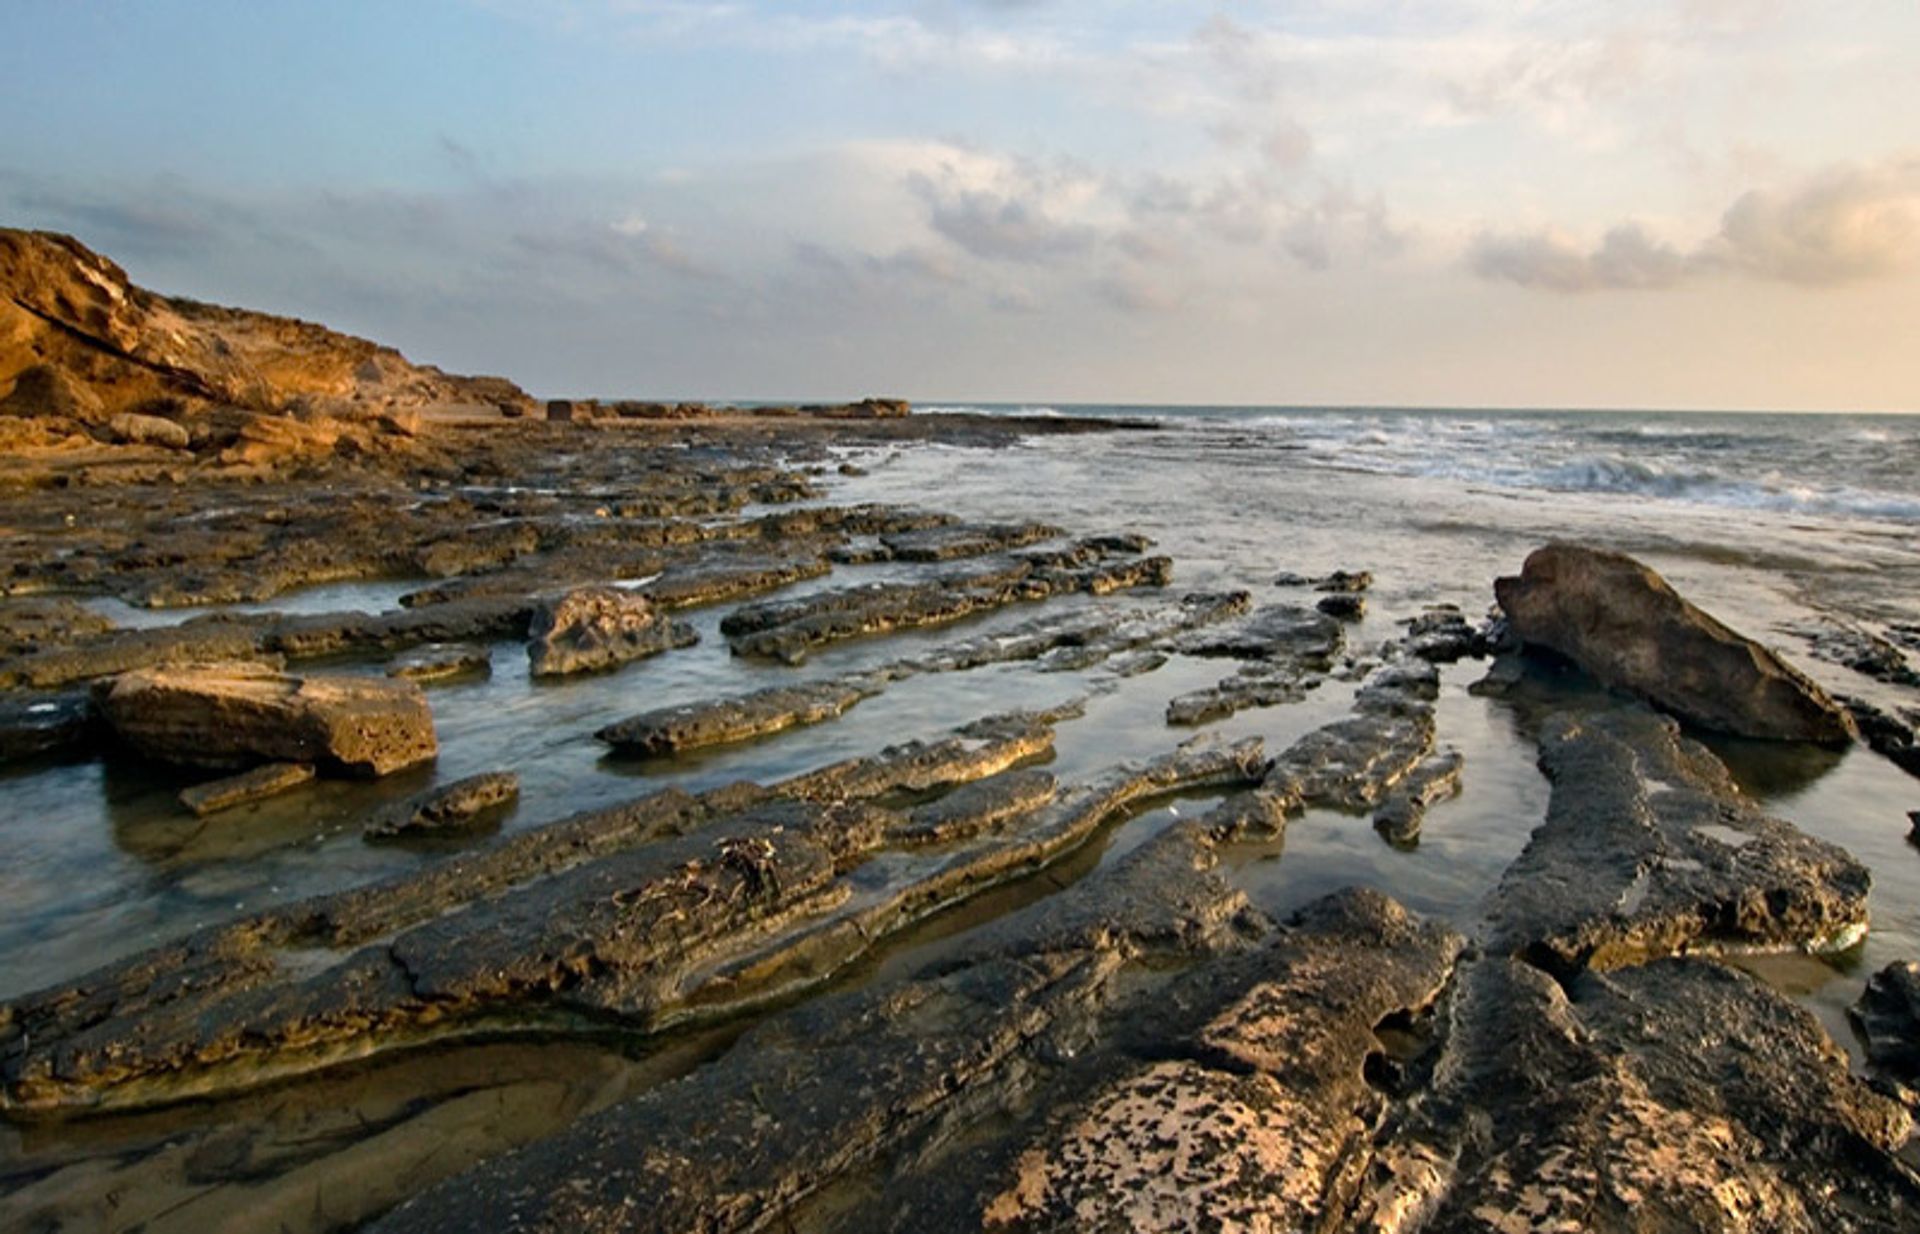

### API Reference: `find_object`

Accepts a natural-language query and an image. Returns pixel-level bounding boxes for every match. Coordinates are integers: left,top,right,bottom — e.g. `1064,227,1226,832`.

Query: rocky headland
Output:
2,234,1919,1232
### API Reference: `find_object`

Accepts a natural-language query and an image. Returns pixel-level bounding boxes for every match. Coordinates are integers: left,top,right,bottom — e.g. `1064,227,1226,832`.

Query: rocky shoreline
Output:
4,231,1920,1231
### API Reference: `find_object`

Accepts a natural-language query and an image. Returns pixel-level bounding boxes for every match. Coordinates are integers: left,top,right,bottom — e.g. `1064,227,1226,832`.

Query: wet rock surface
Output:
1843,696,1920,780
179,761,316,817
1487,706,1870,974
597,678,883,756
1166,663,1317,726
386,643,491,683
97,663,439,777
1376,955,1920,1232
364,771,521,839
1854,962,1920,1098
1372,748,1463,846
526,587,699,677
724,551,1176,664
1798,618,1920,687
1497,542,1854,742
1177,603,1344,664
0,691,95,764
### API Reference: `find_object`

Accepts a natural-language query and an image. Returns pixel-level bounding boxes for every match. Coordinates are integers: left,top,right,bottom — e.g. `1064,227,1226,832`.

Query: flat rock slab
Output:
1166,663,1317,726
723,556,1175,664
0,597,115,657
1198,655,1445,845
98,663,438,777
1177,603,1343,664
1376,956,1920,1232
1488,706,1870,975
527,586,697,677
178,761,316,817
386,643,491,683
893,767,1060,845
364,771,521,839
875,521,1065,562
363,824,1255,1234
0,710,1072,1113
983,889,1459,1233
597,678,881,756
1496,542,1853,742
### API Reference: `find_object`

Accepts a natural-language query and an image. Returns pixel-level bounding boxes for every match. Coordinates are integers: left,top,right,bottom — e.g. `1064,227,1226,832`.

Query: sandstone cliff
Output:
0,228,534,427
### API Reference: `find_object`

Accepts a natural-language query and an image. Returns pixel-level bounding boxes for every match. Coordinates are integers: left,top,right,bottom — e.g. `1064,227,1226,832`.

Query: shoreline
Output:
5,228,1920,1232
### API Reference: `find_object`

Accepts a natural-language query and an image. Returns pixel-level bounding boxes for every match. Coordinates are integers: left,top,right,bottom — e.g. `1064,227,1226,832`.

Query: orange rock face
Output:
0,228,536,436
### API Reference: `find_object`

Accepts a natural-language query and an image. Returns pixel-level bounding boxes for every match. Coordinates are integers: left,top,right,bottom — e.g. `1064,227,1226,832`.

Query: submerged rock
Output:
365,771,521,839
1488,706,1870,974
1842,696,1920,780
526,586,697,677
1854,962,1920,1099
0,691,95,764
178,761,316,817
1496,542,1854,743
1798,618,1920,687
98,663,438,777
386,643,492,683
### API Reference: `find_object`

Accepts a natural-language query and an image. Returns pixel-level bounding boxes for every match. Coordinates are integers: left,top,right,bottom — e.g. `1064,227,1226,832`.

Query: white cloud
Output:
1470,157,1920,292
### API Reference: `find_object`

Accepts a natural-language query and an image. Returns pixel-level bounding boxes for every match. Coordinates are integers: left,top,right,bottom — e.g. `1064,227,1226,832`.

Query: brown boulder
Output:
99,663,438,777
527,587,697,677
106,411,191,449
1495,543,1853,743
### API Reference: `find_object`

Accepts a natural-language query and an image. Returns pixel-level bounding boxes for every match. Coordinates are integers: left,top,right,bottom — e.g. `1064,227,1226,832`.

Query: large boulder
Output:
106,411,190,449
527,587,698,677
98,663,438,777
1495,543,1853,743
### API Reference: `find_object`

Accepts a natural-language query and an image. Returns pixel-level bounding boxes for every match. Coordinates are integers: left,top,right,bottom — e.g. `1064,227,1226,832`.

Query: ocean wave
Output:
1515,454,1920,521
919,404,1064,417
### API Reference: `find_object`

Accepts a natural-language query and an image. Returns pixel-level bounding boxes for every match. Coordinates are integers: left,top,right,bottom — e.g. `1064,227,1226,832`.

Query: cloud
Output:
1471,158,1920,292
907,152,1101,264
1468,224,1686,292
1706,162,1920,285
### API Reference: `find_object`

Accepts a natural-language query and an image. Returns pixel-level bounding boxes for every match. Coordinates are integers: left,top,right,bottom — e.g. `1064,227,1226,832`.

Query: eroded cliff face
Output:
0,228,533,425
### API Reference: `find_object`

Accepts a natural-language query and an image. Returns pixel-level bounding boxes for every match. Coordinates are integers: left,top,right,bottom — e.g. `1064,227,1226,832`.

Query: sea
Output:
4,405,1918,1229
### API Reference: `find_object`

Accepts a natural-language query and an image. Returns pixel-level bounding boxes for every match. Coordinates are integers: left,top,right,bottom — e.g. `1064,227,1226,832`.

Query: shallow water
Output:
4,407,1918,1229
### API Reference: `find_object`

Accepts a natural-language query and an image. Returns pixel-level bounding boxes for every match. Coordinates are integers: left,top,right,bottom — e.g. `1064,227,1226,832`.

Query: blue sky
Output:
4,1,1917,408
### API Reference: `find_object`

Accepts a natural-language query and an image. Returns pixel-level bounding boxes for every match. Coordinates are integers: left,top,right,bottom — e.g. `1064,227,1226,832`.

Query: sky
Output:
3,1,1917,410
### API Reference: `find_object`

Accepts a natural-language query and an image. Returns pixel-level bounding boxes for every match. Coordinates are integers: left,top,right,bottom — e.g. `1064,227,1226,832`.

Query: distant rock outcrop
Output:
1495,543,1854,744
0,228,536,437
